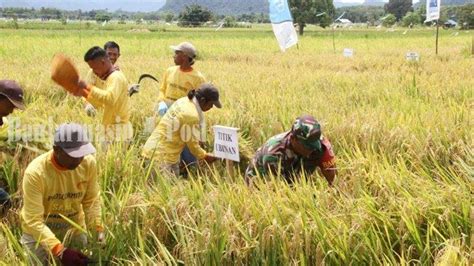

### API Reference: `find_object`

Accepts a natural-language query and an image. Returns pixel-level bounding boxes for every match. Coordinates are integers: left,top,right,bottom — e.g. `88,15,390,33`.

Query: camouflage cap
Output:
291,114,322,151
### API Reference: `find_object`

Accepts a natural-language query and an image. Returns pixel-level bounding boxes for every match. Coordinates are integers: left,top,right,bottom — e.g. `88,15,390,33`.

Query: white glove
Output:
128,84,140,96
85,103,96,117
97,231,105,246
155,101,168,116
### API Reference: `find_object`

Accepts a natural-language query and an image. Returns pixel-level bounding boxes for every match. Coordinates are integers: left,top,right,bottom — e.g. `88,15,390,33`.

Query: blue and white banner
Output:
425,0,441,22
268,0,298,52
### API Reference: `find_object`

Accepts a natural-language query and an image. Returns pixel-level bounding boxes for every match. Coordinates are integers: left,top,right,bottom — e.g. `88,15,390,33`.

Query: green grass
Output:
0,24,472,264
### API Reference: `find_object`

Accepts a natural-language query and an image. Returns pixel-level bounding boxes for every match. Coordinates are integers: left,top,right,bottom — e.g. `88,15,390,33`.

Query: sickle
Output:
138,74,158,84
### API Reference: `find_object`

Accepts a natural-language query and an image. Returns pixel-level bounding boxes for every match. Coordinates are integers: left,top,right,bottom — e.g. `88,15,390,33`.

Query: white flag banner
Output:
426,0,441,22
271,22,298,52
268,0,298,52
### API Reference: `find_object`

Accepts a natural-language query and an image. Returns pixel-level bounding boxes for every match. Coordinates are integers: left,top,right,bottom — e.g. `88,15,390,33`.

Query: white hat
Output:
170,42,197,58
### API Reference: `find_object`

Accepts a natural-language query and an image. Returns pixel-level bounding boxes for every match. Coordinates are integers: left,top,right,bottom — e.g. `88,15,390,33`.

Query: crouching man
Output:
245,115,337,186
20,123,103,265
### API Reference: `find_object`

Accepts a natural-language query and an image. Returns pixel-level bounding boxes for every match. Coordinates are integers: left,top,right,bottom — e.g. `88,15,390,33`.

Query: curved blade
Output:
138,74,158,84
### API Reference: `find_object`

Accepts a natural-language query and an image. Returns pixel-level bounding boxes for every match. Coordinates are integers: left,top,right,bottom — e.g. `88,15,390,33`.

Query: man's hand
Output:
155,101,168,116
73,80,88,97
199,141,209,150
128,84,140,97
321,167,336,186
203,154,218,164
97,231,105,246
58,248,89,266
84,103,96,117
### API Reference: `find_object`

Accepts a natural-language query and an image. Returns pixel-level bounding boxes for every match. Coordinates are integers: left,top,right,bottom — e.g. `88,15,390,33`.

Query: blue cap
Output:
0,188,10,205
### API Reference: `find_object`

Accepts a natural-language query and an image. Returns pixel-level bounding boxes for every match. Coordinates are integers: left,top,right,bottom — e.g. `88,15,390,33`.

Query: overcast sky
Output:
1,0,167,12
1,0,421,12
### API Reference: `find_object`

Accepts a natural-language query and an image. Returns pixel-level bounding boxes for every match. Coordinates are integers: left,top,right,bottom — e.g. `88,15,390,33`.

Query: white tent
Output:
334,18,353,28
335,18,352,24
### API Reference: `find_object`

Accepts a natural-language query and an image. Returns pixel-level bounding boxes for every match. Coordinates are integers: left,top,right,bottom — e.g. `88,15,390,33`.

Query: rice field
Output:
0,22,473,264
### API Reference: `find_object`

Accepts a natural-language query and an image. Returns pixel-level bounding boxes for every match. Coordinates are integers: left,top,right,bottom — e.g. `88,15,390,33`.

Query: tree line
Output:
336,3,473,29
0,2,472,31
0,6,269,24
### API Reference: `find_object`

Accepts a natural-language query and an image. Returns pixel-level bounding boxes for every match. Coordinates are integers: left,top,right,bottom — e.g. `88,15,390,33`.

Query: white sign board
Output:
343,48,354,58
213,126,240,162
426,0,441,22
406,52,420,61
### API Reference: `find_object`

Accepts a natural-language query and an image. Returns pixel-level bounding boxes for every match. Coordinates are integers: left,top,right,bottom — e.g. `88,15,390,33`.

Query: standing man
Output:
104,41,121,67
85,41,122,87
20,123,103,265
245,115,337,186
0,80,25,215
76,46,132,143
156,41,206,115
84,41,121,117
155,41,207,170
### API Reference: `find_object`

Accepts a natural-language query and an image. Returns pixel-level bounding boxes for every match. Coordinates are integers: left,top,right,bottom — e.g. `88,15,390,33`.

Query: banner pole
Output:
226,159,235,179
79,10,82,47
471,35,473,55
435,19,440,55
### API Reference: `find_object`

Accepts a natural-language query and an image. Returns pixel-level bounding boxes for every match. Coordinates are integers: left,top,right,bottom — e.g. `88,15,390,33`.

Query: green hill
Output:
160,0,269,15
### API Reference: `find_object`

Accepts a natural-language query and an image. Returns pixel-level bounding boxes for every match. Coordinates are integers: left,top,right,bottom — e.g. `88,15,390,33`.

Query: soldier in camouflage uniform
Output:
245,115,336,185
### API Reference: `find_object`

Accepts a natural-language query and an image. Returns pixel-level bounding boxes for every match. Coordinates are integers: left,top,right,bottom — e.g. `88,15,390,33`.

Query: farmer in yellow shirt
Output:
155,42,206,171
103,41,121,67
20,123,102,265
143,83,221,177
84,41,122,117
0,80,25,215
0,80,25,144
156,42,206,113
76,46,132,143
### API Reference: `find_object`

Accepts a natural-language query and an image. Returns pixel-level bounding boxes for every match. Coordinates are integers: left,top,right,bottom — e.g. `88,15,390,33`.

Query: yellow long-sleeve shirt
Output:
85,69,106,89
85,70,132,140
20,151,102,251
142,97,207,163
0,223,6,257
0,118,8,144
158,66,206,104
0,120,8,165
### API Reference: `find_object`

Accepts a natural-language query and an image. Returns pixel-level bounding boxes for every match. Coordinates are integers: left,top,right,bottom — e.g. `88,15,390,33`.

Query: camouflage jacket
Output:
246,131,335,183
